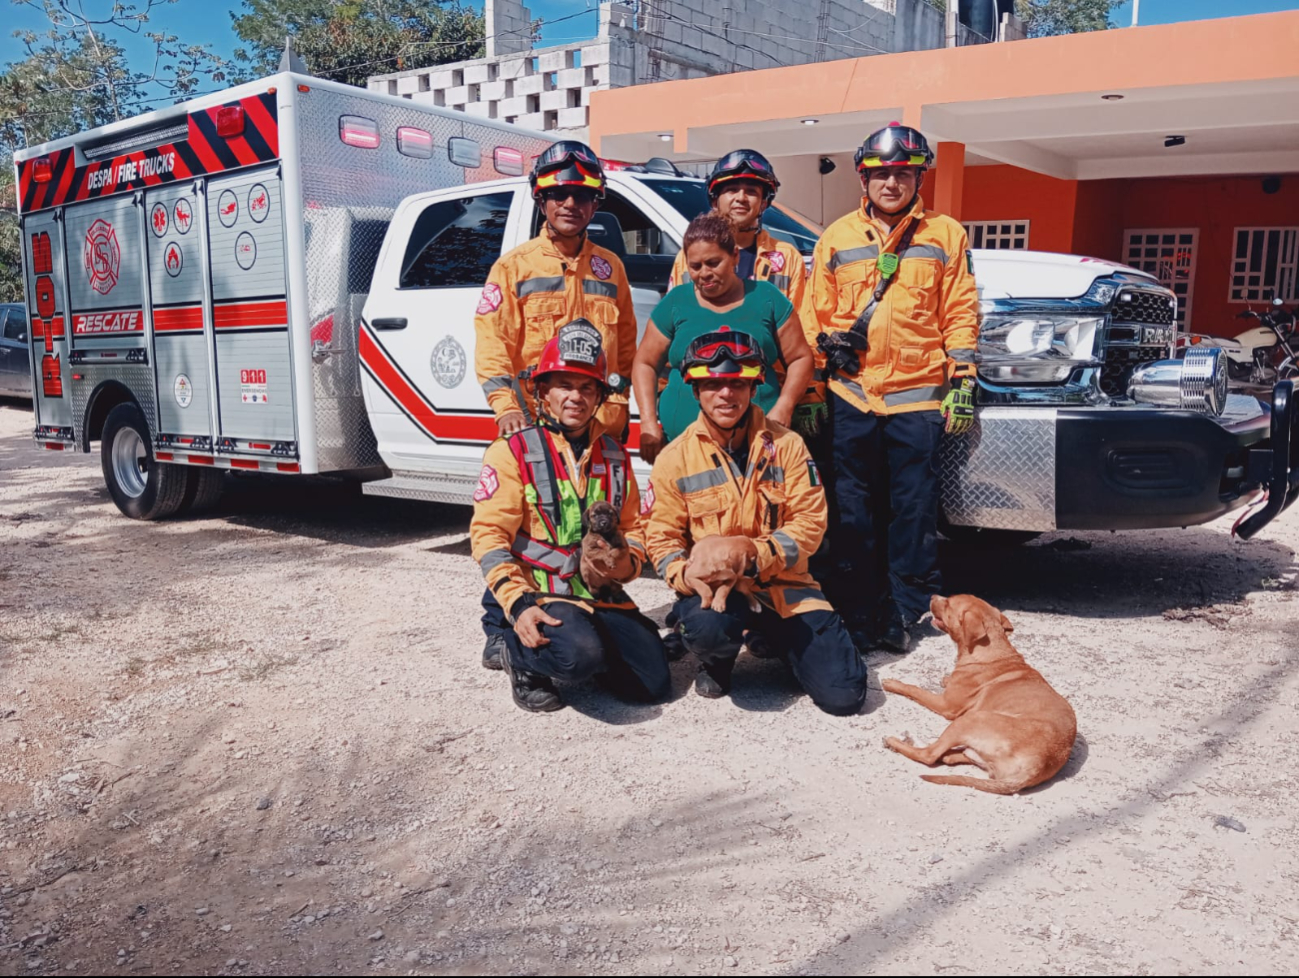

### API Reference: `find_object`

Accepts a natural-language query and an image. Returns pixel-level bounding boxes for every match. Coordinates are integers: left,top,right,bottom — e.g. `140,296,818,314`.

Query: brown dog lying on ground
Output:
683,535,761,613
882,594,1077,795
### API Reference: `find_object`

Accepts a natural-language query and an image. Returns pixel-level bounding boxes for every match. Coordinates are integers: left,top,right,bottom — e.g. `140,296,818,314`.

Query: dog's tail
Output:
920,774,1030,795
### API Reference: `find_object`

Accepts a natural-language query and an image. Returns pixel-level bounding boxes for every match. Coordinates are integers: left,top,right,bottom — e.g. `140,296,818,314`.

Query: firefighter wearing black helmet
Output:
805,123,980,655
474,139,639,671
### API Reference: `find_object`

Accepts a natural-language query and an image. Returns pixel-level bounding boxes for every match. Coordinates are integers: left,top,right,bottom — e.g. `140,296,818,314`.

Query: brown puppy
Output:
684,535,761,613
882,594,1077,795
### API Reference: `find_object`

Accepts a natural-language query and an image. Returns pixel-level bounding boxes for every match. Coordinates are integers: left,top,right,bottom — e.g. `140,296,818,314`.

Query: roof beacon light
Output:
397,126,433,159
340,115,380,149
31,157,53,183
215,105,246,138
493,146,525,176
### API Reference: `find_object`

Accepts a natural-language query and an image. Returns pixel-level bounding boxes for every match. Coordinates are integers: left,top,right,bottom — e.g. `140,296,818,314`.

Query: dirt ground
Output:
1,397,1297,977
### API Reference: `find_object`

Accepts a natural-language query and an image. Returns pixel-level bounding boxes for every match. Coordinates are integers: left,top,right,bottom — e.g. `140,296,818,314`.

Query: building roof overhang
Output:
590,11,1299,181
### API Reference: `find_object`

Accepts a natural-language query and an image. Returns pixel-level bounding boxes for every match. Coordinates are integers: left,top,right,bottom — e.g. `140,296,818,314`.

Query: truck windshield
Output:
639,178,822,255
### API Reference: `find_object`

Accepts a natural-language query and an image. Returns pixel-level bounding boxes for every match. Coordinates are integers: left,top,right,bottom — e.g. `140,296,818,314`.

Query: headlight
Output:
977,315,1102,383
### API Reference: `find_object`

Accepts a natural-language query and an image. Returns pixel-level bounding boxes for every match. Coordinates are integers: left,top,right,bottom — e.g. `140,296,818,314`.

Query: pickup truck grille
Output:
1099,287,1177,396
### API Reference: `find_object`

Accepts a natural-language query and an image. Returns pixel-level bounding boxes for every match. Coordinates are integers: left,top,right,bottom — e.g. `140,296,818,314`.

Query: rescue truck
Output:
13,73,1298,539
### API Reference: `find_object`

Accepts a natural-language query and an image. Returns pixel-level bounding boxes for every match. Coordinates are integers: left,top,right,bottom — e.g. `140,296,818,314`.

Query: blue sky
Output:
3,0,1297,71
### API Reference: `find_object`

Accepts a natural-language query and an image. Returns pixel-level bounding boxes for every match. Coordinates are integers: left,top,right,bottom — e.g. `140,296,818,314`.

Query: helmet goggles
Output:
855,123,934,170
682,329,765,383
709,149,779,199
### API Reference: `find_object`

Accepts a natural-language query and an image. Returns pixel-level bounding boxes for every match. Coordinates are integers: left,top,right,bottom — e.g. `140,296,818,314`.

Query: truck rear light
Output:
340,116,380,149
231,459,259,470
397,126,433,159
248,442,272,450
215,105,245,138
32,157,53,183
155,451,174,461
493,146,524,176
44,442,64,451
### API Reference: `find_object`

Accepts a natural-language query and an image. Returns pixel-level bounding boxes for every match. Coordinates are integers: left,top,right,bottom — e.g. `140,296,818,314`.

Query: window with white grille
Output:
1229,227,1299,303
1123,228,1198,330
963,220,1029,250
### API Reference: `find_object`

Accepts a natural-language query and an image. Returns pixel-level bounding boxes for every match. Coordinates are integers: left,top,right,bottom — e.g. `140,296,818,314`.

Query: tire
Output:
100,402,188,520
938,520,1042,548
178,467,225,515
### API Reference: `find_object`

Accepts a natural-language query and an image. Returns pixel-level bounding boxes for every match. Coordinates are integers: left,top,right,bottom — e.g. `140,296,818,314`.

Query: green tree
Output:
230,1,486,89
1,170,21,304
1015,0,1122,37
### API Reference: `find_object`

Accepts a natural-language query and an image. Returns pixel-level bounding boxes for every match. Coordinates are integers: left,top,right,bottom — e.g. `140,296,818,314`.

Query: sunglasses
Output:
541,187,599,205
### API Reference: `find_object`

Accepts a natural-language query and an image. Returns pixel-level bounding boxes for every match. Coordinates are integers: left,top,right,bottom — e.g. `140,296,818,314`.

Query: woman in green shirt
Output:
633,212,814,462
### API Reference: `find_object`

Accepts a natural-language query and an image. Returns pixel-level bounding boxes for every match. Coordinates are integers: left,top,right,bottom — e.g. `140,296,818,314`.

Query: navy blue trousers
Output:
827,394,944,628
673,592,867,716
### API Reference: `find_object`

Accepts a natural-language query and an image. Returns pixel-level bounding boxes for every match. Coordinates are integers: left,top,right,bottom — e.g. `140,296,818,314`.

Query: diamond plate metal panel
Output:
71,364,159,445
361,469,479,506
293,88,550,474
940,408,1058,531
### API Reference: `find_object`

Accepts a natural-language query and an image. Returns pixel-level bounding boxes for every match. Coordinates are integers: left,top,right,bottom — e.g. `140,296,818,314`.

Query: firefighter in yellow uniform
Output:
474,140,637,440
475,140,640,671
807,124,980,654
643,329,867,714
667,149,824,440
471,321,669,713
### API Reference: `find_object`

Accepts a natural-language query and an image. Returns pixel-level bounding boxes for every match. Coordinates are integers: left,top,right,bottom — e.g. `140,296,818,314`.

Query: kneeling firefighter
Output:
470,320,670,713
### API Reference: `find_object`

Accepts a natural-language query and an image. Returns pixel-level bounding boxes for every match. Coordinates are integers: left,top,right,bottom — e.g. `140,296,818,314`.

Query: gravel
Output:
1,398,1298,975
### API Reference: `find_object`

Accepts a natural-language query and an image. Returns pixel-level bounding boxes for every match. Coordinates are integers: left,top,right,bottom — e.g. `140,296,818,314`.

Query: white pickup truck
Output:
13,73,1297,538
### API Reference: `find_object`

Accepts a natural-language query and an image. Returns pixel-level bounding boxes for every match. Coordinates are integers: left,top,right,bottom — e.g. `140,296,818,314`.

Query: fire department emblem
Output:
173,197,193,234
150,203,169,237
248,184,270,223
430,335,467,389
763,250,785,273
83,219,120,295
557,319,602,365
590,255,612,280
164,242,183,277
473,464,499,502
476,283,502,315
174,374,193,408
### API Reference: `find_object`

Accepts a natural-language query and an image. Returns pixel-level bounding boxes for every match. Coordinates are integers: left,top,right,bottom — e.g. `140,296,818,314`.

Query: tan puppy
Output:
684,535,761,613
882,594,1077,795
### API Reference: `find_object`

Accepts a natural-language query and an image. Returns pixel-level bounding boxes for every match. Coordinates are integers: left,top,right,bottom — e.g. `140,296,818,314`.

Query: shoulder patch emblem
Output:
806,459,822,487
762,250,786,273
476,283,503,315
640,480,655,515
473,464,500,502
966,250,975,275
590,255,613,281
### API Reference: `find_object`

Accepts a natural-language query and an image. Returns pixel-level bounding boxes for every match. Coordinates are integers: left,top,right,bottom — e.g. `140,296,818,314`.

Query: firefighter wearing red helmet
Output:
471,320,669,713
805,123,980,654
474,139,637,439
642,329,867,714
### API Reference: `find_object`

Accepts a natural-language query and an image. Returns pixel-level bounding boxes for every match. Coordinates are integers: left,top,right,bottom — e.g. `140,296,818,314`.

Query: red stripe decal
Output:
242,95,280,156
155,451,174,461
359,328,497,442
231,459,259,470
188,455,215,465
153,306,204,332
213,299,287,329
185,117,225,173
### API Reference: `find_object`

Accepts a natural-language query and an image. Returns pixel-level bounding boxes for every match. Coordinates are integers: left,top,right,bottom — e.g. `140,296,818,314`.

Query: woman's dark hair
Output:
682,211,737,255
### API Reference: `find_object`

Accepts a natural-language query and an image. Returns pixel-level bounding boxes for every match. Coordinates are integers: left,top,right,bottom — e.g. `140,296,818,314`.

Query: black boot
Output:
877,620,913,655
482,633,506,671
501,644,563,713
694,660,734,699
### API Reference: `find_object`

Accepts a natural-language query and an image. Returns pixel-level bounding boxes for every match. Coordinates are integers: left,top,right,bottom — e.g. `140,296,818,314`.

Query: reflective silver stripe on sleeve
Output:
828,245,879,272
760,465,785,484
517,276,566,298
948,348,977,363
479,549,514,578
629,539,647,558
901,244,949,264
772,529,799,569
583,279,619,300
782,586,826,604
883,385,947,407
481,375,514,394
768,273,791,292
675,467,730,494
656,549,686,578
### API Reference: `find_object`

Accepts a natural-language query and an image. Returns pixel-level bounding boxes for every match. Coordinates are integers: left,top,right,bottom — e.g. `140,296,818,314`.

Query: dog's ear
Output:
958,606,989,648
998,611,1014,635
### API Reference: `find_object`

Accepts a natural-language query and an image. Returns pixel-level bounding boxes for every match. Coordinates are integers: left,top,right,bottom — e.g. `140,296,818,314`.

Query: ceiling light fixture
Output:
801,118,819,126
1101,93,1125,101
657,133,672,142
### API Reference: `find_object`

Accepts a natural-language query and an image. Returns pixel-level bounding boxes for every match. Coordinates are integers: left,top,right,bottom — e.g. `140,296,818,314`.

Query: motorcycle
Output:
1178,297,1298,392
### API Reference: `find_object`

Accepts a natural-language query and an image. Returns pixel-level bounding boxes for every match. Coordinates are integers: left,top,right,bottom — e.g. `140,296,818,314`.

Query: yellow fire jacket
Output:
643,407,832,618
470,419,646,620
805,196,979,415
474,228,637,433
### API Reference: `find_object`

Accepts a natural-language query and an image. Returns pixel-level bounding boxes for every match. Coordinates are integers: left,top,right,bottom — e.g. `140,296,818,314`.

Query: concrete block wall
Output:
369,1,967,137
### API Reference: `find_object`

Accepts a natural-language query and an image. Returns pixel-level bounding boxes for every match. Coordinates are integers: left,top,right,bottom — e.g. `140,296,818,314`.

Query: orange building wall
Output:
962,167,1299,335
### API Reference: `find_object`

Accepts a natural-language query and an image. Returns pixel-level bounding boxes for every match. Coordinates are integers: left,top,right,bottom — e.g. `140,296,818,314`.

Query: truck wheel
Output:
939,520,1042,548
178,467,225,515
100,402,187,520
